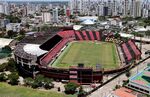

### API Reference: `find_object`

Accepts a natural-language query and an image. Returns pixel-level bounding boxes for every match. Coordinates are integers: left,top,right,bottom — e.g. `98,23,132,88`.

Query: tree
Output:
2,45,12,53
7,30,14,38
7,58,17,72
8,72,19,85
70,15,75,19
114,33,121,39
33,74,45,88
24,77,34,86
41,25,49,32
114,85,121,90
78,86,86,97
0,73,7,82
6,15,21,23
31,81,40,89
126,70,131,78
58,9,65,16
0,63,8,72
98,16,106,21
122,17,133,21
64,82,78,94
43,78,54,89
19,29,26,36
122,80,129,87
16,35,25,41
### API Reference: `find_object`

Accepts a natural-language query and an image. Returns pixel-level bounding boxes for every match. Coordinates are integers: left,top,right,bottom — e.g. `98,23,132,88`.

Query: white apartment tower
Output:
123,0,129,16
53,7,59,23
130,0,136,17
108,0,112,16
98,2,104,16
0,2,9,15
135,0,141,17
42,12,52,23
112,0,117,16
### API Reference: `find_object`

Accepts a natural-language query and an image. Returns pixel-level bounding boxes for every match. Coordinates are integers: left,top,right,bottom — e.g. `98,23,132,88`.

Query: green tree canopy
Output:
64,82,78,94
8,72,19,85
24,77,34,86
6,15,21,23
0,73,7,82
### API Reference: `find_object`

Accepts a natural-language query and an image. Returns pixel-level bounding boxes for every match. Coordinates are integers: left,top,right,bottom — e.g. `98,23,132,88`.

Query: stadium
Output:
14,28,141,84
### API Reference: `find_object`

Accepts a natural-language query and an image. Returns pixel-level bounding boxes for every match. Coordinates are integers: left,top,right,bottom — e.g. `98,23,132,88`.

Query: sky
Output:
2,0,88,1
0,0,149,2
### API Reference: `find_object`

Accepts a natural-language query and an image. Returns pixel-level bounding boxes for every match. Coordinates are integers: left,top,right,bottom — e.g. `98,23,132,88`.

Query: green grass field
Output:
52,41,120,70
0,82,75,97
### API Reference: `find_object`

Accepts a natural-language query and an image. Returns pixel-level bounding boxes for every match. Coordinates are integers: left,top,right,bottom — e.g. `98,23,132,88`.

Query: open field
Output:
0,82,75,97
52,41,120,70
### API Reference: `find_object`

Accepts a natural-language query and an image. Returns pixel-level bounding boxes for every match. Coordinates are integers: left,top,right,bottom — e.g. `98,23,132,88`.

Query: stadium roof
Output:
77,16,98,22
81,19,95,25
119,33,134,38
0,38,14,48
23,44,47,56
73,25,83,30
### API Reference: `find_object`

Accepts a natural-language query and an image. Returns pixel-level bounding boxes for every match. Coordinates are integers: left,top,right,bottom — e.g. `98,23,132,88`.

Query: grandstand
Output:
39,30,103,66
14,29,142,84
120,40,141,64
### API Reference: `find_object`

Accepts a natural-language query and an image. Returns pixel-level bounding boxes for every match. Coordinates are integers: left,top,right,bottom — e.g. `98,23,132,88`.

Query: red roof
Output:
122,43,132,61
128,40,141,56
114,87,137,97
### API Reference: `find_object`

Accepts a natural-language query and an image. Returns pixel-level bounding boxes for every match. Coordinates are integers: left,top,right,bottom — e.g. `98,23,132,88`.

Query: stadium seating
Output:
125,42,135,59
128,40,141,58
40,30,105,65
82,31,89,40
92,31,97,40
40,38,68,65
89,31,95,40
85,31,91,40
58,30,75,38
96,31,100,41
121,43,132,62
75,31,83,40
120,39,142,64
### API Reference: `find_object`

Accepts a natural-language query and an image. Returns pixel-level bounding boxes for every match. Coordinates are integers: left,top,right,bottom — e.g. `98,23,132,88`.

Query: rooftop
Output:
23,44,47,56
130,66,150,88
0,38,14,48
113,87,138,97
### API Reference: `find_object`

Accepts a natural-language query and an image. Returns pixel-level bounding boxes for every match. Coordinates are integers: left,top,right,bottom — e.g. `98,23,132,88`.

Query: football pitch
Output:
52,41,120,70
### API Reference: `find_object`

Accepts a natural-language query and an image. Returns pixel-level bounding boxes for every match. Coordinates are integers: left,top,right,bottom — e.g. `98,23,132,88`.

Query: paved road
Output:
89,43,150,97
89,58,150,97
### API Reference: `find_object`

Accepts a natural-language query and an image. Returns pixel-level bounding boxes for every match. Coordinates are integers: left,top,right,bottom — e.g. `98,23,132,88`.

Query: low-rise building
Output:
108,87,144,97
128,66,150,95
6,23,21,32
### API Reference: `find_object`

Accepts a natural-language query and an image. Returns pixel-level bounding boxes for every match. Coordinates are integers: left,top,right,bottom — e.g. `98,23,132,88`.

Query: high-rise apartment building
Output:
135,0,141,17
42,12,52,23
53,7,58,23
